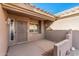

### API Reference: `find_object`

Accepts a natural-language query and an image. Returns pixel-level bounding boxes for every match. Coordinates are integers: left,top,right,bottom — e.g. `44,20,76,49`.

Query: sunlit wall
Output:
51,15,79,30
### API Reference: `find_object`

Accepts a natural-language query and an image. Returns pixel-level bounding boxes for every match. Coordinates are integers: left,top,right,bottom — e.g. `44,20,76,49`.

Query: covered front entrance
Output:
0,3,56,56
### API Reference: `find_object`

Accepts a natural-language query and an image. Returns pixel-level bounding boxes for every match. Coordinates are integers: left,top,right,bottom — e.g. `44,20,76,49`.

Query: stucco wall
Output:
72,30,79,49
51,15,79,49
46,30,68,43
51,15,79,30
0,4,8,55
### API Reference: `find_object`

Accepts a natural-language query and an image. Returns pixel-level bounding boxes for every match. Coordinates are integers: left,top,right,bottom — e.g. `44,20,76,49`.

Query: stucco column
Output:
0,4,8,55
27,19,30,41
41,21,44,34
41,21,44,38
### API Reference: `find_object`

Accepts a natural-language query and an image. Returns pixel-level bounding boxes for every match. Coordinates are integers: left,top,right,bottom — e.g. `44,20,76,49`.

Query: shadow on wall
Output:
46,29,79,50
45,30,69,43
72,30,79,49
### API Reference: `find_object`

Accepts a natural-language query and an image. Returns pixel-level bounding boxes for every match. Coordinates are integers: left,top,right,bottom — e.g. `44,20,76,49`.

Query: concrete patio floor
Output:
68,49,79,56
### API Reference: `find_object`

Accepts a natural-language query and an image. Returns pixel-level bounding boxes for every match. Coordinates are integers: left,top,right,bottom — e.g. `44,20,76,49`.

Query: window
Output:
8,18,15,41
29,24,39,32
10,19,14,40
29,21,41,33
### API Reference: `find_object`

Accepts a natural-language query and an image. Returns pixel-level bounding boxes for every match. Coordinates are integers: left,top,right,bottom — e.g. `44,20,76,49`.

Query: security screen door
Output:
15,21,27,43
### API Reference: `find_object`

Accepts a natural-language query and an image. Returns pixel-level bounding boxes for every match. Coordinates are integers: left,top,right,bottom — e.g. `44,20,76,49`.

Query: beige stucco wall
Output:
0,4,8,55
51,15,79,30
46,30,68,43
72,30,79,49
51,15,79,49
